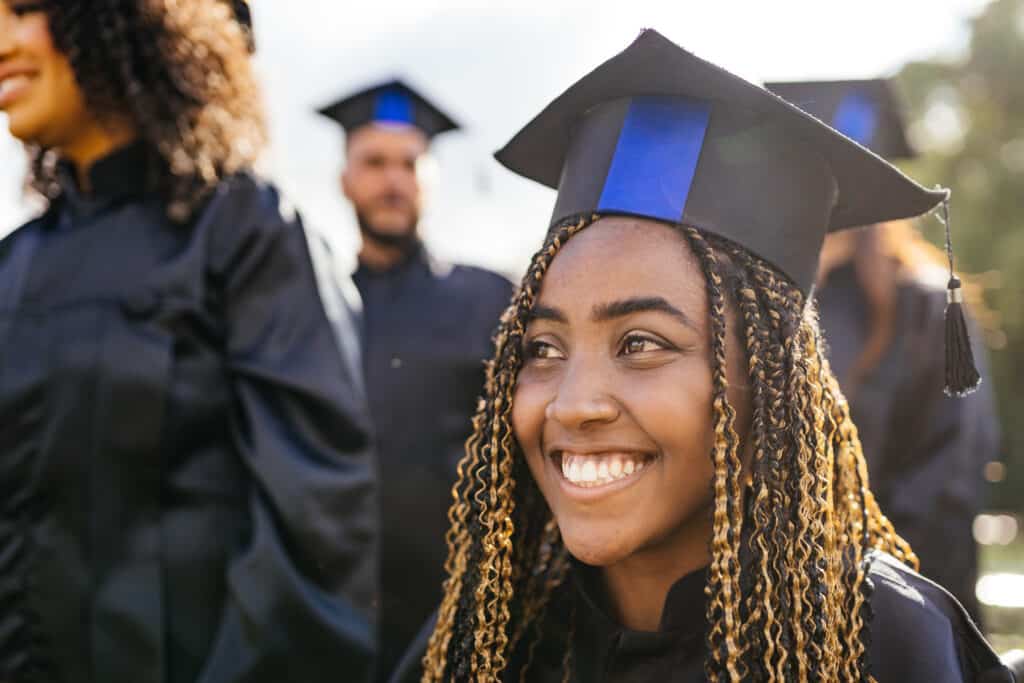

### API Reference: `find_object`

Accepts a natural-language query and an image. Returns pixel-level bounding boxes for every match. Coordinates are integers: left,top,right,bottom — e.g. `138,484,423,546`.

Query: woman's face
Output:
0,1,91,146
513,217,750,568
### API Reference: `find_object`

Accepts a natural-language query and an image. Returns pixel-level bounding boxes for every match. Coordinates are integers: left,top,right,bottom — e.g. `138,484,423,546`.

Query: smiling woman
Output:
0,1,377,682
393,29,1013,683
0,0,262,218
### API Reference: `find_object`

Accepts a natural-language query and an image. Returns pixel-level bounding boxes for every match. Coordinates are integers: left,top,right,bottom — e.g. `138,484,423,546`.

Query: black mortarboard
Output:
495,29,946,297
496,29,979,396
765,79,915,160
316,80,460,140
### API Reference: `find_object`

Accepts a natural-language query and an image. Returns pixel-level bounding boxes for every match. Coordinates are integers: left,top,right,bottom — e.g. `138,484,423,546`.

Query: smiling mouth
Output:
0,74,32,105
553,450,656,488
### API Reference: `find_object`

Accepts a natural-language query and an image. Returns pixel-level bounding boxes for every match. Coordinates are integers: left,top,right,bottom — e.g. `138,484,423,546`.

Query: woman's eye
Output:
525,339,564,360
621,334,666,355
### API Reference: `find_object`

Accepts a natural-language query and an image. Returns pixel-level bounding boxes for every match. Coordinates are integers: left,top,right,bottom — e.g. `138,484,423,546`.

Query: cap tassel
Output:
938,197,981,396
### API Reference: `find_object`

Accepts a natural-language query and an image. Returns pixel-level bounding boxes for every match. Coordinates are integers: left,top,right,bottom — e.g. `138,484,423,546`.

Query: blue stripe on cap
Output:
374,88,414,124
832,91,878,147
597,96,710,223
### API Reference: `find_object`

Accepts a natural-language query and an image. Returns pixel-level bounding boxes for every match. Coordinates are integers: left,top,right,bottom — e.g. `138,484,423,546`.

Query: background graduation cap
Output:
317,80,460,141
764,79,915,160
495,29,979,395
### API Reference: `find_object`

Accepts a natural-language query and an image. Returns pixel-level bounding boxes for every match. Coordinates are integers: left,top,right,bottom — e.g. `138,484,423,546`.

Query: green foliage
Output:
896,0,1024,512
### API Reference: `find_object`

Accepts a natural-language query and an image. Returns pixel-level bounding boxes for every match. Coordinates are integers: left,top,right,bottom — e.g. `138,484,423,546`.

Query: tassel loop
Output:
937,195,981,396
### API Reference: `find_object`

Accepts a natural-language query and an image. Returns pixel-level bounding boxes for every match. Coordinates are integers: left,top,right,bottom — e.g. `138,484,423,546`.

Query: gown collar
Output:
54,141,159,222
571,562,708,680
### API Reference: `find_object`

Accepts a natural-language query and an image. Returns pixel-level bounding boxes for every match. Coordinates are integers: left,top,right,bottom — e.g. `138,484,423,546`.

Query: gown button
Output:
390,356,403,369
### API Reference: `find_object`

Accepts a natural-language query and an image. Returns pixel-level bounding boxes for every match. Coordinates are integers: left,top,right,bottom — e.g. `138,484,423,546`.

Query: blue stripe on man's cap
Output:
374,88,414,124
832,91,878,147
597,96,710,223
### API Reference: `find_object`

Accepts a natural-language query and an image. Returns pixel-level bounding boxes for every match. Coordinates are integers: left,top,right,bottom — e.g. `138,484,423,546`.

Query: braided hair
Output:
422,215,917,682
26,0,264,220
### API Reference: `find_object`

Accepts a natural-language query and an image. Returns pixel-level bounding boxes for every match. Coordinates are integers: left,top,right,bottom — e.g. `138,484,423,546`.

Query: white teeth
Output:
559,452,649,487
580,460,596,483
0,74,29,94
609,458,623,477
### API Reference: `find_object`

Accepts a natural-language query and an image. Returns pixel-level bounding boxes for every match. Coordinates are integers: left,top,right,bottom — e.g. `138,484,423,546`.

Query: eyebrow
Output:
528,304,568,323
528,297,699,331
592,297,699,331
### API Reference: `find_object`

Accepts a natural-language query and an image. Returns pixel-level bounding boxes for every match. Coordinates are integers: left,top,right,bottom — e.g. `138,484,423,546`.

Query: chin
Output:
558,520,635,568
370,212,415,232
4,112,40,144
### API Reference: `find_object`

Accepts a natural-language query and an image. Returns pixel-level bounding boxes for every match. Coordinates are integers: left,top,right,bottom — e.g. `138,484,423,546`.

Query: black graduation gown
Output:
817,264,1000,620
352,246,512,678
0,144,378,683
390,552,1013,683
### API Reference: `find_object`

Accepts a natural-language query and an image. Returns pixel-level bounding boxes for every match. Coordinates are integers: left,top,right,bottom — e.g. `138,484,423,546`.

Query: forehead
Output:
538,217,706,316
346,123,428,158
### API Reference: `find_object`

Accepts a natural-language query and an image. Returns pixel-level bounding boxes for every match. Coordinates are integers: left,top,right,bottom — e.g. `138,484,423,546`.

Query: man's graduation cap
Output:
496,29,979,395
317,80,460,140
765,79,915,160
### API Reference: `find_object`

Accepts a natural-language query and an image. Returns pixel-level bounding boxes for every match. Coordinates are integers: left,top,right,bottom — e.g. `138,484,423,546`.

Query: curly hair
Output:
26,0,264,221
421,215,918,682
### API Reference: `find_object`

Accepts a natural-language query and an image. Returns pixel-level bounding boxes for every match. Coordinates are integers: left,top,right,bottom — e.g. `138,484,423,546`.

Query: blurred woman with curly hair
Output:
0,1,377,681
392,30,1010,683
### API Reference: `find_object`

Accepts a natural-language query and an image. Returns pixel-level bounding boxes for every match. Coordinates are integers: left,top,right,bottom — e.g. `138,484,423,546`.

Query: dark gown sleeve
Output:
193,177,378,682
880,287,1000,616
867,553,1013,683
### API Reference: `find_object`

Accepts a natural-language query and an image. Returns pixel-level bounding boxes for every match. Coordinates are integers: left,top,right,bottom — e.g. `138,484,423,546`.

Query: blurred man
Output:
318,80,513,680
768,78,1001,622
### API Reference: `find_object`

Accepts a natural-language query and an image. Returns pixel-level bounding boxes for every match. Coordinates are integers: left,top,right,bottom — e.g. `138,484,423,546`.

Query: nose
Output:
545,356,620,429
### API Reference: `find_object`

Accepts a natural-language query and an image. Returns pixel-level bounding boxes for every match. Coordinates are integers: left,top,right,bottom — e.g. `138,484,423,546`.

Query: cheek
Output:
634,361,715,454
614,363,718,536
348,172,378,201
10,19,88,144
19,14,55,60
511,378,556,496
511,379,547,459
401,171,422,197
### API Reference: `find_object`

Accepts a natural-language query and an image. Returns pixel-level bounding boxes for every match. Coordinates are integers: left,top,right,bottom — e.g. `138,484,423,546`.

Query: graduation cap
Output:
228,0,255,53
765,79,915,160
496,29,979,395
317,80,460,141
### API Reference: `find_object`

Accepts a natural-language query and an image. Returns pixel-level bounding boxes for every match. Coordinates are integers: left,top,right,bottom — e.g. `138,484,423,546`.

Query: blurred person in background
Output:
768,79,1001,623
0,1,377,681
317,80,513,681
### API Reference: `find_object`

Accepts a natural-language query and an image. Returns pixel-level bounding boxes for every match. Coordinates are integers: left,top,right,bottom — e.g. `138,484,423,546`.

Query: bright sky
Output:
0,0,991,277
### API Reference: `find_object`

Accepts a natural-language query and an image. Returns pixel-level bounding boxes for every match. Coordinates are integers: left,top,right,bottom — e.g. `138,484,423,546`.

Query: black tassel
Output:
938,197,981,396
944,277,981,396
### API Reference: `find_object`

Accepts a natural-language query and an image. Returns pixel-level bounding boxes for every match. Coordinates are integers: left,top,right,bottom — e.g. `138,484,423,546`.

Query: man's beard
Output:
356,208,420,252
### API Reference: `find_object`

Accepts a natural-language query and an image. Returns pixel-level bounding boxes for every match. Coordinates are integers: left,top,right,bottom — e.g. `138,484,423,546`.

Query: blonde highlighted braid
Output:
422,216,915,682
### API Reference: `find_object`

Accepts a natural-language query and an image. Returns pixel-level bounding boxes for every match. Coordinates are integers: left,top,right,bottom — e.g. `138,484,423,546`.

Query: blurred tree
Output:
896,0,1024,513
